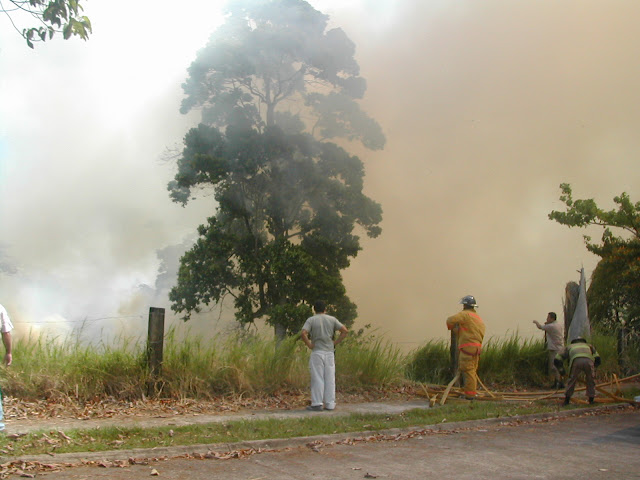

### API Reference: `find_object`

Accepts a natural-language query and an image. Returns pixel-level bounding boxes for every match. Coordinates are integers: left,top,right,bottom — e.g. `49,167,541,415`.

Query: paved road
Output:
31,407,640,480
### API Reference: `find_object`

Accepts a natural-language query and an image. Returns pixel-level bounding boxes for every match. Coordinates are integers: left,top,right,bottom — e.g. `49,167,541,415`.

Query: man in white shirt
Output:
0,303,13,432
533,312,564,389
301,301,348,411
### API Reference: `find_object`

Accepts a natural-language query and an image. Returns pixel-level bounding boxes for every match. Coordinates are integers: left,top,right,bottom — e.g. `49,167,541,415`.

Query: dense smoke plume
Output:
1,1,638,349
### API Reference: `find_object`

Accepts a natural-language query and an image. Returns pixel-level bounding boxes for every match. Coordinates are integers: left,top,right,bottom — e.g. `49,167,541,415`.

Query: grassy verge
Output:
6,326,639,403
3,329,409,402
407,329,640,387
0,400,600,458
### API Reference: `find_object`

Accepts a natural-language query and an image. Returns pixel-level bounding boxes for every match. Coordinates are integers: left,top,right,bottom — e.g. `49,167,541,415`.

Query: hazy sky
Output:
1,1,638,348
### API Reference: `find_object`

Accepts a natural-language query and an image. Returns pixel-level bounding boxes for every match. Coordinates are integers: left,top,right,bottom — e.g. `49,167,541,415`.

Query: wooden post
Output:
147,307,165,378
450,328,460,386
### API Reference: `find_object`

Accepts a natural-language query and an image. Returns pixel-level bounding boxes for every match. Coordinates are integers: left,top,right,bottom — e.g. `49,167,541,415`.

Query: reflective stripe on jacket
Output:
555,341,599,371
446,309,485,355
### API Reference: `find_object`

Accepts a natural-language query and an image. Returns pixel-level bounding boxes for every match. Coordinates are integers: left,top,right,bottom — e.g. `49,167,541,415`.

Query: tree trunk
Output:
274,322,286,344
616,310,627,373
266,102,275,127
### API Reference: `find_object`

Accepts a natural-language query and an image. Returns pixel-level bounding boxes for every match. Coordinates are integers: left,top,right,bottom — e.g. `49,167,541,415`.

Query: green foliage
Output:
1,329,638,406
336,333,406,388
170,0,387,338
171,1,385,337
169,125,382,333
549,184,640,339
590,328,640,376
588,240,640,340
2,329,408,401
405,339,452,385
549,183,640,252
405,330,639,386
180,0,385,149
4,332,145,401
407,334,548,387
3,0,91,48
479,334,547,386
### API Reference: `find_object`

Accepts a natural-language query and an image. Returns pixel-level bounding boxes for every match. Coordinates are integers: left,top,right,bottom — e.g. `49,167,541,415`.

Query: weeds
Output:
406,331,637,387
2,328,638,403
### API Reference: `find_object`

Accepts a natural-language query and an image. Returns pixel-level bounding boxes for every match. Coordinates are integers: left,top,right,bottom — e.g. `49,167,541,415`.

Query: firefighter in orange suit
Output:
446,295,486,398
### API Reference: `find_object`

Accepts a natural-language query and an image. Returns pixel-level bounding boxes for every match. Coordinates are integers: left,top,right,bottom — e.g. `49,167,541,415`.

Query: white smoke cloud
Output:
1,0,639,350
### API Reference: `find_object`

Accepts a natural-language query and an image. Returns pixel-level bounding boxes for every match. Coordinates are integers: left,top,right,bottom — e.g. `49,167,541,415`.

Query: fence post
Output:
147,307,165,379
450,329,459,386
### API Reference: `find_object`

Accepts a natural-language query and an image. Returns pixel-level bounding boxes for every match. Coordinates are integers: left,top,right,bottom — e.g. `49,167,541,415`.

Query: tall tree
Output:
1,0,91,48
169,0,385,339
549,183,640,340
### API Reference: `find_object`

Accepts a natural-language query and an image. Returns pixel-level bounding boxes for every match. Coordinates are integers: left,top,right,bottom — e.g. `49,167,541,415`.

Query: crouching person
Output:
554,337,601,406
301,301,348,411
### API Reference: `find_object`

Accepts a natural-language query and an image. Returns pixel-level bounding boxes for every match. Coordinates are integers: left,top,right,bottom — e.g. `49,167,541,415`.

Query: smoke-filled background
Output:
0,0,638,348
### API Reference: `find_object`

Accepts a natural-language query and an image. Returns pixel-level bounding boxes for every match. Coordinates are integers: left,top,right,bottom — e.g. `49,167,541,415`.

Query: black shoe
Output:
306,405,323,412
563,396,570,406
588,397,595,404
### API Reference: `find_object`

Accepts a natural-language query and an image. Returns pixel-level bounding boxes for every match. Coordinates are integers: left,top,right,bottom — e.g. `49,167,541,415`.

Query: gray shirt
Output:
538,320,564,351
302,314,344,352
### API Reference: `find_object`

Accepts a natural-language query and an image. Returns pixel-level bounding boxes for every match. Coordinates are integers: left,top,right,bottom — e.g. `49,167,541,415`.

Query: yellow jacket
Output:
446,308,486,354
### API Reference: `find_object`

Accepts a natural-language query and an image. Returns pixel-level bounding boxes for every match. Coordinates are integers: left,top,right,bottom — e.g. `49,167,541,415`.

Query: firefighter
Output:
554,337,601,406
446,295,486,399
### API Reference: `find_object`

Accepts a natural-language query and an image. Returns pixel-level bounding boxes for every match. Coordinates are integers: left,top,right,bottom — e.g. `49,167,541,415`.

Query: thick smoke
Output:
336,0,640,346
1,1,638,349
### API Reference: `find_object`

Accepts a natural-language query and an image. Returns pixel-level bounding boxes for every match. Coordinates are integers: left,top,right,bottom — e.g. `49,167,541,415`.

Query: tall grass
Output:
405,339,452,385
479,333,547,386
2,328,408,402
407,333,548,387
590,328,640,376
408,330,640,387
336,336,406,389
6,331,145,401
2,328,637,403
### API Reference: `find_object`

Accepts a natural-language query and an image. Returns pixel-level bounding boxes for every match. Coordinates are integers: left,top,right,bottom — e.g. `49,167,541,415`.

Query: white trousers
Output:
309,350,336,409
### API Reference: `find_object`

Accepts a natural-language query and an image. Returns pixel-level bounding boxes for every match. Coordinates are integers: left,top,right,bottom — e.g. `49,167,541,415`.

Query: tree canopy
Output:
169,0,385,338
2,0,91,48
549,183,640,338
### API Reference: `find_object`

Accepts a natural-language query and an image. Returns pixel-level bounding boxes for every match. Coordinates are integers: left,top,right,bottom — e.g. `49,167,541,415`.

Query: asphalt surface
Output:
6,403,640,479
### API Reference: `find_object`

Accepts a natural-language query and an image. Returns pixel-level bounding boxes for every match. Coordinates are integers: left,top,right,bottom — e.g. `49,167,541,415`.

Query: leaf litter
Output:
0,390,632,478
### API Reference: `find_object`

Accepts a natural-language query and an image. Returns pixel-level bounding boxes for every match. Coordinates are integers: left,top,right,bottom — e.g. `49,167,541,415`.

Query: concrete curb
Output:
4,403,632,465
